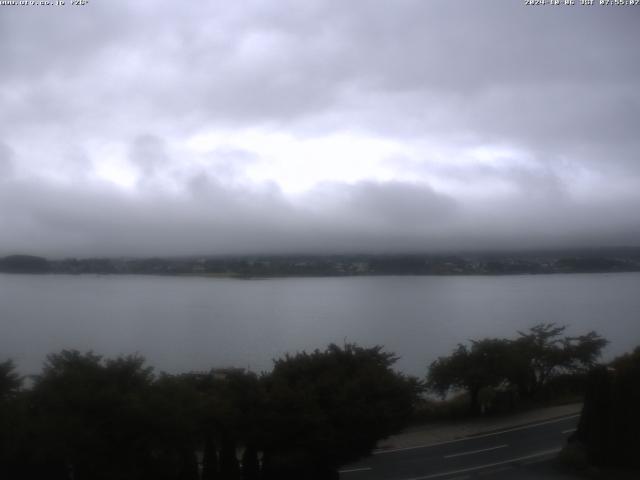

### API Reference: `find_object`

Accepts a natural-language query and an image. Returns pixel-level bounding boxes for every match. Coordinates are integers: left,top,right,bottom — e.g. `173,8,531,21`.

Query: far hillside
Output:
1,248,640,277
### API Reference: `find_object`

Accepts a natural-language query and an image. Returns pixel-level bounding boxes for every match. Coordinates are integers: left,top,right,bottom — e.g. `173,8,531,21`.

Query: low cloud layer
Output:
0,0,638,257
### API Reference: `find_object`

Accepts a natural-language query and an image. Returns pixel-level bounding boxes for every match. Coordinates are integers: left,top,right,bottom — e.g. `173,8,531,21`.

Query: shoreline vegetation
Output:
2,325,637,478
1,248,640,278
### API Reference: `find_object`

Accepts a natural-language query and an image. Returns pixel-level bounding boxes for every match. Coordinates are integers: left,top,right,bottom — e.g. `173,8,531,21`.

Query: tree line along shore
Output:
2,249,640,277
1,323,638,479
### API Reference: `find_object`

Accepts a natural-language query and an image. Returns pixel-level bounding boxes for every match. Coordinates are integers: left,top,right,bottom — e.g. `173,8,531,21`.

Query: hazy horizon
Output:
4,245,640,262
2,1,639,257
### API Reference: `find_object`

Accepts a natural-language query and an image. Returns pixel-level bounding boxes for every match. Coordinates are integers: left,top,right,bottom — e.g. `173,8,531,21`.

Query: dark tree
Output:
28,350,156,480
146,373,207,480
201,435,220,480
197,369,264,480
573,346,640,469
427,339,511,414
427,324,608,412
1,343,420,480
240,445,260,480
0,360,25,479
219,436,240,480
261,343,421,479
0,360,22,399
513,324,607,398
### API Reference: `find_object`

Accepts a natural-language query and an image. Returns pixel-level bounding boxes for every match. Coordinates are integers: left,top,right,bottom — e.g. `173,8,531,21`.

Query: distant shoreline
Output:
2,251,640,278
2,270,636,281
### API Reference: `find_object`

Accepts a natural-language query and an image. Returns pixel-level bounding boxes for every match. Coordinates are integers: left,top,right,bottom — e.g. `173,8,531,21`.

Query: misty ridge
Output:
2,249,640,277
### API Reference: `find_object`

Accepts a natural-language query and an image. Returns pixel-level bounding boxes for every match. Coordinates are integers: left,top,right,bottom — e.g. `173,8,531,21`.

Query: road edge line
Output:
403,447,562,480
443,444,508,459
373,414,579,455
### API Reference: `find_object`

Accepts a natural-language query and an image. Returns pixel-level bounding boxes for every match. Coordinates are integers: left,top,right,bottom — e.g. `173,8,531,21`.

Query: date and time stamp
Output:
1,0,638,7
0,0,89,6
525,0,639,5
2,0,638,6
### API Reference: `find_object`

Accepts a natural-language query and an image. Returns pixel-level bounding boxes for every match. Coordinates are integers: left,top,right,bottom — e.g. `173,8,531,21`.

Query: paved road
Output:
339,414,580,480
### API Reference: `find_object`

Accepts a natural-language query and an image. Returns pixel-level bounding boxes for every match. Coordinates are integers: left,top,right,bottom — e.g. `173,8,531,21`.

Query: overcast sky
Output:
1,0,639,257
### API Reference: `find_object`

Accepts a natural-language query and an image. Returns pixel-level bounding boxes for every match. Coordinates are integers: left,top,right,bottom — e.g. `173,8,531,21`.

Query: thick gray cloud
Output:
129,135,170,177
0,142,14,179
0,173,637,257
0,0,638,256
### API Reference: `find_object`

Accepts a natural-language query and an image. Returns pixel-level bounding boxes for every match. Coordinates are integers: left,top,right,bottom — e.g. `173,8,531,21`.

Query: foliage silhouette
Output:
0,360,22,399
428,339,512,414
427,323,607,413
260,343,421,479
0,344,418,480
572,346,640,469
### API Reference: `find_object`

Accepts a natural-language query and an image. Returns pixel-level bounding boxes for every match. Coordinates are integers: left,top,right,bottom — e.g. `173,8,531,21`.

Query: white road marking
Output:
562,428,576,434
398,447,562,480
478,466,513,476
443,444,508,459
374,414,579,455
521,456,554,466
338,467,372,474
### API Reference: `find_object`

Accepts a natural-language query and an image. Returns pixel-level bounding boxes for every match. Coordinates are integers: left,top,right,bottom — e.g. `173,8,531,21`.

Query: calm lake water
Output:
1,273,639,377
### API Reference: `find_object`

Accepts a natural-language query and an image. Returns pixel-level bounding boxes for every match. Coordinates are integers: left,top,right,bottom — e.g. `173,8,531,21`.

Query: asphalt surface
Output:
339,414,580,480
